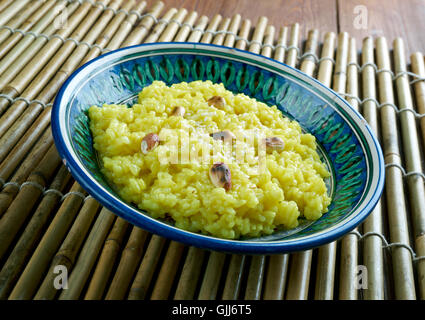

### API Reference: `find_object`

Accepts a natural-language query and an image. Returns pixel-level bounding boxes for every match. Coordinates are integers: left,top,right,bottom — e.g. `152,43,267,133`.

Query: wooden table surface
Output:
163,0,425,58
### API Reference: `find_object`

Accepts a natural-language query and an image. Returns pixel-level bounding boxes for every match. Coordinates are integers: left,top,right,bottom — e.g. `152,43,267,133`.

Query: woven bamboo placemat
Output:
0,0,424,300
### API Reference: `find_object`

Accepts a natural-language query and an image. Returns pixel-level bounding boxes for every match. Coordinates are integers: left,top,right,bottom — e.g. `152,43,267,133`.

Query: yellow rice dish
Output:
88,80,331,239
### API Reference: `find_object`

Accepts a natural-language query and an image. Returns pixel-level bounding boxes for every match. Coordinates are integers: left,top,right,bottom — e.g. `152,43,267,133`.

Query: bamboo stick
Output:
0,145,61,259
411,52,425,299
157,8,187,42
0,0,31,26
286,251,312,300
0,0,59,58
84,217,129,300
260,25,275,58
105,228,149,299
286,31,335,300
332,32,349,93
212,17,230,45
174,11,198,42
118,1,164,48
8,182,86,299
300,29,319,77
173,247,206,300
0,0,47,46
187,15,208,42
0,121,53,176
244,256,266,300
0,128,53,216
285,23,299,68
248,16,267,54
360,36,385,300
0,166,70,299
263,254,288,300
393,39,425,236
0,100,52,163
234,18,250,50
0,0,124,142
0,111,52,174
200,14,221,44
317,32,336,85
411,52,425,150
376,36,416,299
197,251,226,300
315,32,349,300
150,241,185,300
34,197,101,300
273,26,288,62
345,37,360,111
0,0,79,91
0,0,112,117
223,14,241,47
58,208,116,299
127,235,167,300
416,234,425,299
221,255,246,300
393,38,425,298
339,37,360,300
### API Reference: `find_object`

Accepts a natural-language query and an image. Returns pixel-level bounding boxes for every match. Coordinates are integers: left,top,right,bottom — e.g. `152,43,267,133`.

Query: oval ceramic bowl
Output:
52,43,385,254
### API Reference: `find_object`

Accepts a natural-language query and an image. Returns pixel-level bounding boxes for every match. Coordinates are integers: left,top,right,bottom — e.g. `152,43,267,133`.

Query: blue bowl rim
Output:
52,42,385,254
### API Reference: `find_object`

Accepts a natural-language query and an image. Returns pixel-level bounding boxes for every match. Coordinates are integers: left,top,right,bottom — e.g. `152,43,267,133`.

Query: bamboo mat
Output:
0,0,424,300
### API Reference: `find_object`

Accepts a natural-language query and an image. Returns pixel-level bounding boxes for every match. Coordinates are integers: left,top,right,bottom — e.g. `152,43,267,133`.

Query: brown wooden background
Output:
163,0,425,56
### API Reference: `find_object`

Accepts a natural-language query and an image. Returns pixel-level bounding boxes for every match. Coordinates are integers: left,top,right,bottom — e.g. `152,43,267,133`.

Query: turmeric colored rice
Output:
88,80,331,239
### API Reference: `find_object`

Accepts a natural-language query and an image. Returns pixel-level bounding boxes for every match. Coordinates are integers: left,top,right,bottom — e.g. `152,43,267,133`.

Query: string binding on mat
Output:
348,62,425,85
0,26,110,54
0,94,53,108
0,179,92,202
339,93,425,120
348,230,425,263
385,162,425,181
0,26,336,68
